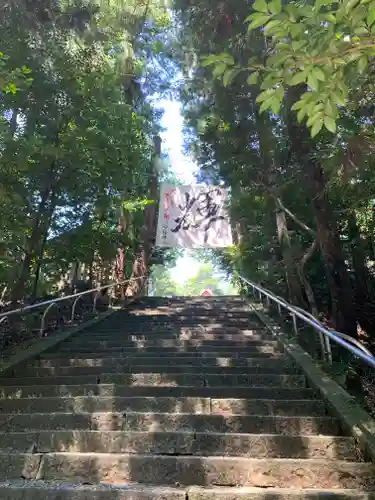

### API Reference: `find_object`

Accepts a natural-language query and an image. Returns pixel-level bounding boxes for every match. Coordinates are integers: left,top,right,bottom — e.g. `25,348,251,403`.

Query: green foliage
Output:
0,0,172,302
202,0,375,136
173,0,375,340
150,260,238,296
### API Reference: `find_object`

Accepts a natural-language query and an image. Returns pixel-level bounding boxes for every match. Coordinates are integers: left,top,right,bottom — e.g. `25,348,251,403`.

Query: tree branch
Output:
276,197,316,237
301,239,317,270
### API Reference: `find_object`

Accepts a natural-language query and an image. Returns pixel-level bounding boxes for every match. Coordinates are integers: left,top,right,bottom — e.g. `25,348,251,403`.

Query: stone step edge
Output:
0,483,374,499
0,396,326,415
0,430,355,458
0,411,334,420
0,373,304,382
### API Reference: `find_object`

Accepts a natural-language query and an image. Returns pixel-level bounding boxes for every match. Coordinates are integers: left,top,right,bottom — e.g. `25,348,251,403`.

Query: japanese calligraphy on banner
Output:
155,184,233,248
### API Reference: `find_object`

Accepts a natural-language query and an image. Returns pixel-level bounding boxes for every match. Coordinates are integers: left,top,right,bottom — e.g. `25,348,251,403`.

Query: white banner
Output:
155,184,233,248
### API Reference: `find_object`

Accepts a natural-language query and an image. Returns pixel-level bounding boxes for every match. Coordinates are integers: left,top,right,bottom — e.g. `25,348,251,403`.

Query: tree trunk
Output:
308,163,357,337
276,208,305,306
125,136,160,297
10,187,53,303
348,210,375,335
286,87,357,338
116,200,128,298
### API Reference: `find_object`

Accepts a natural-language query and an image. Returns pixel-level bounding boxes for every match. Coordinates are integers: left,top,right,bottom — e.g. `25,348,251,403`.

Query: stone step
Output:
34,355,290,367
122,412,339,435
61,339,279,349
44,346,281,356
16,364,299,378
0,373,306,388
2,453,374,488
97,318,260,326
83,330,267,340
0,411,339,434
54,341,281,355
0,384,316,399
0,430,357,459
0,485,374,500
0,396,327,416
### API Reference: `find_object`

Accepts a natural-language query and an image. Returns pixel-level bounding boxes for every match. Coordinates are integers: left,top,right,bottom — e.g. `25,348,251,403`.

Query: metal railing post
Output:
292,313,298,335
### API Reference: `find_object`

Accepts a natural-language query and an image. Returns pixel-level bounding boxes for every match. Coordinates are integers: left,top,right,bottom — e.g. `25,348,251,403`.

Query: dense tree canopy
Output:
0,0,176,306
172,0,375,344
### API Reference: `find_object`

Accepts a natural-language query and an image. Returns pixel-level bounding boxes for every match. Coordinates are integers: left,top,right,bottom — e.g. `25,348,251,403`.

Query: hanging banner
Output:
155,184,233,248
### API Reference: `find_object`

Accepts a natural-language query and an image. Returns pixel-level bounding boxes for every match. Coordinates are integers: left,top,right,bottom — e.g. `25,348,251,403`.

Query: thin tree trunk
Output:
276,208,305,306
297,239,318,318
10,186,53,303
348,211,375,334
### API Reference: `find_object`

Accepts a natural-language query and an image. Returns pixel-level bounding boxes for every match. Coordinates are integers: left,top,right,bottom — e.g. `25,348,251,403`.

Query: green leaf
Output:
291,40,306,51
247,71,260,84
311,118,323,138
270,95,282,114
247,13,271,30
269,0,282,14
259,98,273,113
354,26,368,35
289,23,303,37
201,55,220,67
324,99,336,117
307,71,319,91
358,55,368,72
345,0,361,14
263,19,282,34
307,111,323,127
331,90,346,106
290,71,307,85
256,88,275,103
223,68,240,87
297,107,307,122
367,4,375,25
291,100,304,111
212,63,227,78
313,67,326,82
4,82,17,94
324,115,337,133
253,0,269,12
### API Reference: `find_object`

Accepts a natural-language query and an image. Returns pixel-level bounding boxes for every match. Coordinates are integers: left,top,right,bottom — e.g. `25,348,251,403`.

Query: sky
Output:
156,98,236,293
158,99,202,284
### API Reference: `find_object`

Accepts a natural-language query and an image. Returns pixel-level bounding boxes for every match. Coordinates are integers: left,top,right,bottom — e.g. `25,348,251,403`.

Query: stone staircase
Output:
0,296,374,499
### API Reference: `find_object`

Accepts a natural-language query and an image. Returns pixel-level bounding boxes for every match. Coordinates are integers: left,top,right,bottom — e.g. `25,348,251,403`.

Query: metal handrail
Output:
238,274,375,370
0,276,146,320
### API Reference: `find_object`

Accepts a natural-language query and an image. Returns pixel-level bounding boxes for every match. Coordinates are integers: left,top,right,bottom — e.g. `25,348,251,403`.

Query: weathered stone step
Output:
0,396,326,416
61,339,278,349
0,485,374,500
0,384,316,399
0,373,305,388
2,453,374,488
34,355,290,367
54,341,281,355
0,430,357,459
84,330,267,340
0,411,338,434
122,412,339,435
16,364,299,377
43,347,281,359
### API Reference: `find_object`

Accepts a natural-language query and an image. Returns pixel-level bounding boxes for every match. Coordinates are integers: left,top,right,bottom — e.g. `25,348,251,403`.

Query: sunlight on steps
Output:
0,297,374,499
